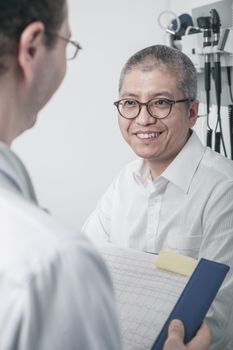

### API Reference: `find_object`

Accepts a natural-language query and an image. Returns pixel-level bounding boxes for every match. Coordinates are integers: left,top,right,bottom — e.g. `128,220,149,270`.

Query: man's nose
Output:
136,105,157,126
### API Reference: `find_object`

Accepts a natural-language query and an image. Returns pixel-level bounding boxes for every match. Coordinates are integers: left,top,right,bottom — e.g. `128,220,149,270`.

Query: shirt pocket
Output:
166,234,203,259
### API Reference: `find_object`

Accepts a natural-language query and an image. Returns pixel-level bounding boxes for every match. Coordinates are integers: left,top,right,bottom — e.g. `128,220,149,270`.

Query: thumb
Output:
163,319,186,350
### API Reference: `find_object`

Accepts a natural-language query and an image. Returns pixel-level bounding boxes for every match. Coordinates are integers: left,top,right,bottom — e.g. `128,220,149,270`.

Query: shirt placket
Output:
145,178,167,253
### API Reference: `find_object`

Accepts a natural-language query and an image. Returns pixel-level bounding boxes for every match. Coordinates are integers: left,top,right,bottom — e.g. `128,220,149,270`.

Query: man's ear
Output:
18,22,46,82
188,99,199,128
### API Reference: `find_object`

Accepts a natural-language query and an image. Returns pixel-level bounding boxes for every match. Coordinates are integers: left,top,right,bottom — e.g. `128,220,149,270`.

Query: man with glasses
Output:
83,45,233,349
0,1,121,349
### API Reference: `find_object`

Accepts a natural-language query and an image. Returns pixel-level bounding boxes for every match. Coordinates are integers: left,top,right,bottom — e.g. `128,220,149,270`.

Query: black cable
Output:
213,59,227,156
230,86,233,104
228,105,233,160
211,8,227,157
214,131,221,153
227,66,233,103
217,114,227,156
206,129,213,148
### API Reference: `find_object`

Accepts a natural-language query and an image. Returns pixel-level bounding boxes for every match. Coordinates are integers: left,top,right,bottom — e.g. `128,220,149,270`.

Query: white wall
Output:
13,0,228,230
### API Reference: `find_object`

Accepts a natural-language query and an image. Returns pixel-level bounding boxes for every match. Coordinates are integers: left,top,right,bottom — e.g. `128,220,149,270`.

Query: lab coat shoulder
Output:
0,189,121,350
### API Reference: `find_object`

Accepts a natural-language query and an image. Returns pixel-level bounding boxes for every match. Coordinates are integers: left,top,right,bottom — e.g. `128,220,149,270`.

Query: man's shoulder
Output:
202,147,233,180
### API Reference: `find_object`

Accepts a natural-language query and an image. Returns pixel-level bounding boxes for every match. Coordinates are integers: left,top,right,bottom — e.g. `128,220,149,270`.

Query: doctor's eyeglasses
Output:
55,34,82,60
47,32,82,60
114,97,194,120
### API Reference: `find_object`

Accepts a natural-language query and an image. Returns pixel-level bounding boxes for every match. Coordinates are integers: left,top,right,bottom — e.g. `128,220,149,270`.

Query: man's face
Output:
118,68,198,171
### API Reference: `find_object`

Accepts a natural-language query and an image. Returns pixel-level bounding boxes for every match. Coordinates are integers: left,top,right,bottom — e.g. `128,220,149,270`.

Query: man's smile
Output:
133,131,164,141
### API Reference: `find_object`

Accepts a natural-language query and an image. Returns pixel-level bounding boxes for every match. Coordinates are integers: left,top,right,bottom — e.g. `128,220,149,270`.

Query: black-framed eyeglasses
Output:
113,97,194,120
49,33,82,60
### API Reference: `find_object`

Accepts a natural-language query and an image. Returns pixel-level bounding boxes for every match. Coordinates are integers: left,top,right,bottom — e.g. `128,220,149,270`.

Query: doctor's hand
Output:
163,319,211,350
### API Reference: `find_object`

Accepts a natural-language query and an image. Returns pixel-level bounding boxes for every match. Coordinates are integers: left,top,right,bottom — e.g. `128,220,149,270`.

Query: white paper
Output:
98,244,189,350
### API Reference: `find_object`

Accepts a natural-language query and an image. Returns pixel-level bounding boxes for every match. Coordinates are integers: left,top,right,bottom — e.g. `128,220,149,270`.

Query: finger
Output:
163,319,186,350
168,319,185,339
188,323,211,350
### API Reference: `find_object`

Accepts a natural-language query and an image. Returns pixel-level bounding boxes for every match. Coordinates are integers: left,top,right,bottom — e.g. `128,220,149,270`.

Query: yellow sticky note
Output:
156,251,198,276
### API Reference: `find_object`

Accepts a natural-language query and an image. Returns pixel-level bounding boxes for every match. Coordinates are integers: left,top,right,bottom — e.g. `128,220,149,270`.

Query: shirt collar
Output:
162,131,206,193
133,131,206,193
0,141,38,202
133,159,150,186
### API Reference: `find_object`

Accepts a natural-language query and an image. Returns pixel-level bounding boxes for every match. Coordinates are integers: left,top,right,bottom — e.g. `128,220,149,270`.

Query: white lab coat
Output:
0,141,37,203
0,188,121,350
0,141,121,349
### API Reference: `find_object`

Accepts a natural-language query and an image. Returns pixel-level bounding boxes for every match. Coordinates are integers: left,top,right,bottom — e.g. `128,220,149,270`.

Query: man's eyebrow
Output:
120,91,174,99
120,92,138,98
152,91,174,99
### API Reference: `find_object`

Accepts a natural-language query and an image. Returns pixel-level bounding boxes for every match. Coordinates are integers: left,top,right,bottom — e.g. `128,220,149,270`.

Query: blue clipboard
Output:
151,258,229,350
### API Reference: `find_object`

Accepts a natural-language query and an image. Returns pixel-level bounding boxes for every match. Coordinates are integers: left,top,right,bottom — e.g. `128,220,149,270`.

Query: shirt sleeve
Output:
200,180,233,350
82,180,116,244
0,239,121,350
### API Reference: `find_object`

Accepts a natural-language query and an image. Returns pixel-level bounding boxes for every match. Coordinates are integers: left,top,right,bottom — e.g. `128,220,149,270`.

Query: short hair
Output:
0,0,66,74
119,45,197,99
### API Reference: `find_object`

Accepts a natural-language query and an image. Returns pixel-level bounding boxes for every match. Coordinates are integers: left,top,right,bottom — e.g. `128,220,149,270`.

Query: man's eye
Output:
155,99,169,105
123,100,137,107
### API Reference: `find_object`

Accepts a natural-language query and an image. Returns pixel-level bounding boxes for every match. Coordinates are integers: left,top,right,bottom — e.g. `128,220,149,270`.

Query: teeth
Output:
137,132,161,139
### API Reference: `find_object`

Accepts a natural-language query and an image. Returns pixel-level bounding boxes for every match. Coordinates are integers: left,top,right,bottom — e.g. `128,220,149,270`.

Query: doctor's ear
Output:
18,21,46,81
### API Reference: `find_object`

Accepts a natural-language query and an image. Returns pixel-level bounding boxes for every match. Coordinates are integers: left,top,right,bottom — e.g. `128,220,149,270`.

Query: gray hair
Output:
119,45,197,99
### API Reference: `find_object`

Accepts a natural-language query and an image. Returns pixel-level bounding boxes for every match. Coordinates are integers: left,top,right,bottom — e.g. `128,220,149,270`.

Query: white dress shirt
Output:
0,188,121,350
82,131,233,349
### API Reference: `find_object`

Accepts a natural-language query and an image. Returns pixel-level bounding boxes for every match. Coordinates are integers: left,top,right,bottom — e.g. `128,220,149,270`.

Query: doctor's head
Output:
114,45,199,176
0,0,67,73
0,0,80,143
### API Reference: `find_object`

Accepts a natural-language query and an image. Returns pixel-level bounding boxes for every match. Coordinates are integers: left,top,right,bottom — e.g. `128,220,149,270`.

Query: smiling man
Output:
115,59,197,179
82,45,233,349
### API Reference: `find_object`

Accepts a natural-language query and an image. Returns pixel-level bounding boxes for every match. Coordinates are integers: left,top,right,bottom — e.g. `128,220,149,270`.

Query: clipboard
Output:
151,258,229,350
